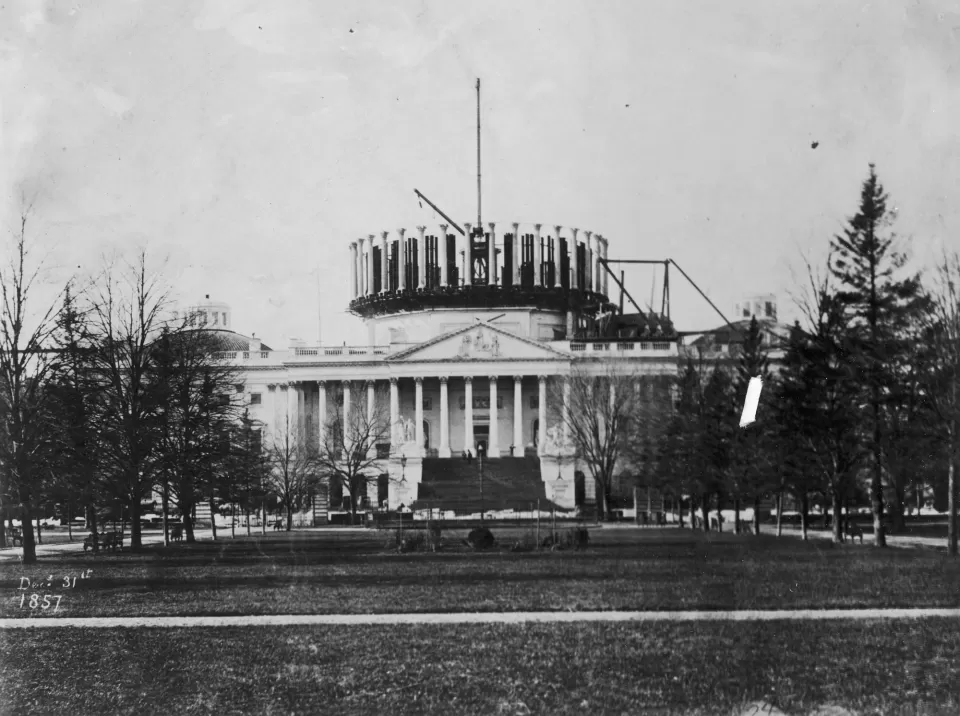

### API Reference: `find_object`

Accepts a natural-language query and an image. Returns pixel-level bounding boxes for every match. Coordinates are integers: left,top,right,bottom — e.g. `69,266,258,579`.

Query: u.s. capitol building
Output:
200,222,680,518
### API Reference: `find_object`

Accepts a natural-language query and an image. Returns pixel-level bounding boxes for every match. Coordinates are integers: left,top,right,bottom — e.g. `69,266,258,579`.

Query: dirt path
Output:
3,608,959,629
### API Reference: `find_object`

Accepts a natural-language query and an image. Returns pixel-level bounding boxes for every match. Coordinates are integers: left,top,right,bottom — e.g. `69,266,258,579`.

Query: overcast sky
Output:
2,0,958,348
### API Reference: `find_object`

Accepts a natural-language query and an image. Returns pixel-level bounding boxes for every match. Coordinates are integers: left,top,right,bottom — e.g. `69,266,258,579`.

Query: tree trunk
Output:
753,495,761,536
0,520,5,549
948,428,957,557
19,500,37,564
800,492,809,541
776,491,783,537
831,488,842,544
231,509,235,539
210,496,218,541
715,491,723,533
261,503,266,535
129,500,142,550
594,477,606,522
734,496,741,535
871,400,886,547
183,506,196,543
161,482,170,547
700,494,710,533
678,497,685,529
67,501,73,541
87,503,98,541
286,504,293,531
245,505,251,536
35,516,42,545
890,475,906,534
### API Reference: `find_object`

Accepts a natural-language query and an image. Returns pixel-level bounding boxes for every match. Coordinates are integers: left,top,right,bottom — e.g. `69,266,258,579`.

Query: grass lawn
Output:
1,620,958,715
2,528,959,618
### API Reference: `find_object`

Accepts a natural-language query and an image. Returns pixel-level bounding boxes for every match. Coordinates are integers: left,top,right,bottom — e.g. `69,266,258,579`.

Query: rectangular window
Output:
423,397,433,411
250,393,262,405
529,395,539,409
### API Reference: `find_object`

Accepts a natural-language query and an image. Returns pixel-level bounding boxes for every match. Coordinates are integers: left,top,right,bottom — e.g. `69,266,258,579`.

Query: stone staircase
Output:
413,456,557,514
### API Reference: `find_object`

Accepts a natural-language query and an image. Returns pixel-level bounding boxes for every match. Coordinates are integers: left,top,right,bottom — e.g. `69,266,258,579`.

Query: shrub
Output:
401,531,427,553
541,527,589,551
385,527,430,552
465,526,496,551
509,530,537,552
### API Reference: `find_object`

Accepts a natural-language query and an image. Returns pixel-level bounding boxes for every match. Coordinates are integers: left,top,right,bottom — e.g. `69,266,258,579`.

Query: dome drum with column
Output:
347,223,615,327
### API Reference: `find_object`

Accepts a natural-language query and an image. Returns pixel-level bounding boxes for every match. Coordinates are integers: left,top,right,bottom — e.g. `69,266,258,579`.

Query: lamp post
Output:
399,455,407,547
478,443,485,522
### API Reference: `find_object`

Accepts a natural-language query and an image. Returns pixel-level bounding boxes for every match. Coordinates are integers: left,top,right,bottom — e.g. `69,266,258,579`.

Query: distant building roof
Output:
686,318,787,351
186,328,272,353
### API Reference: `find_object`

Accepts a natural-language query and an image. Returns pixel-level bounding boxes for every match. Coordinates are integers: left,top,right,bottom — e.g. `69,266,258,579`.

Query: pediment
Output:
389,324,566,362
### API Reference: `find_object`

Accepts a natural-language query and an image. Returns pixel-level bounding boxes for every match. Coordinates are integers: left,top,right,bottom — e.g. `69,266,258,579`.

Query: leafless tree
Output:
316,382,391,525
86,250,172,550
153,325,244,542
0,206,64,562
548,365,646,521
264,419,321,530
924,250,960,556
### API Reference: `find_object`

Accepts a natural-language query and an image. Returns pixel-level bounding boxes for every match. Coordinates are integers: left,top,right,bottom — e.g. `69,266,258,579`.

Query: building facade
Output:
215,223,681,514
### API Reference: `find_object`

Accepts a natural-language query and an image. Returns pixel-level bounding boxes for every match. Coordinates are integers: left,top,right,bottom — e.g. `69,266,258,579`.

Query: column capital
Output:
534,223,542,232
414,376,423,385
365,380,374,388
584,230,593,240
389,376,398,385
317,380,326,388
554,225,562,236
439,223,448,234
349,241,357,250
489,375,498,384
381,230,389,240
341,380,351,388
571,227,579,238
513,375,522,383
397,227,406,238
512,221,520,232
464,222,472,235
417,226,426,236
538,375,547,383
464,376,473,384
439,376,448,384
368,233,375,242
488,222,496,231
357,236,366,247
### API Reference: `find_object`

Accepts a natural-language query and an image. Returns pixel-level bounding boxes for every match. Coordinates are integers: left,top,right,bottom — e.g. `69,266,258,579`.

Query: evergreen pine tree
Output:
829,164,927,546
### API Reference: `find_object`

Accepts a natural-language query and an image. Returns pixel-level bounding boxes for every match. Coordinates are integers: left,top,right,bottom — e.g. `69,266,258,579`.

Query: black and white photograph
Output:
1,1,959,714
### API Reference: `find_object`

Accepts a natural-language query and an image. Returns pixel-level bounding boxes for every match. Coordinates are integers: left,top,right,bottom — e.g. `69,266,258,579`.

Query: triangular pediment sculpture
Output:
389,324,567,362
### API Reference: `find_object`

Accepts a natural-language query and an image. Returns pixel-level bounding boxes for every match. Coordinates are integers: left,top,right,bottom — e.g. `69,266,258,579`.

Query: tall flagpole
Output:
476,78,481,233
316,264,322,346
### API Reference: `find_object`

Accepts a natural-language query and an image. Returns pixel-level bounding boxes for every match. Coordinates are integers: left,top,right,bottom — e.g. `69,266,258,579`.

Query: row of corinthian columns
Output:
261,376,568,458
348,225,610,299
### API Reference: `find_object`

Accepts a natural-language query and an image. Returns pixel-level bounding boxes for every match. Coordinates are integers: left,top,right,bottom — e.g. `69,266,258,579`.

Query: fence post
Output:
552,504,557,545
536,499,541,551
